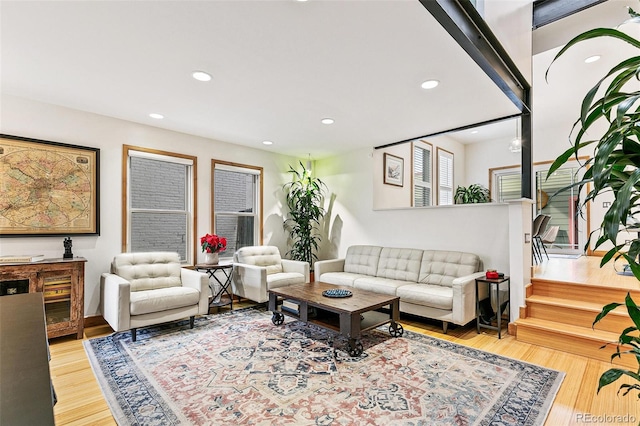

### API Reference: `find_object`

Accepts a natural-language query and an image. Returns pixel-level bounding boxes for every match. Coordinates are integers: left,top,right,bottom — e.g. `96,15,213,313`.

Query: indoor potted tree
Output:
546,4,640,397
283,161,327,274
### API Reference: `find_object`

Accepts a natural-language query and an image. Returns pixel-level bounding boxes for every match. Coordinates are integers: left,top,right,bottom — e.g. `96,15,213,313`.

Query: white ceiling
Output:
2,1,638,160
1,0,520,159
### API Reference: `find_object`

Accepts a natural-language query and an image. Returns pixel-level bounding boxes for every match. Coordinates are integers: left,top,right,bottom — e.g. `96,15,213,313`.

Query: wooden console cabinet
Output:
0,258,86,339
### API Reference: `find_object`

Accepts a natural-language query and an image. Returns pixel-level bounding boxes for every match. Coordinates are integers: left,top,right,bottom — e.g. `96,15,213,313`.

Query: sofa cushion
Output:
353,276,412,296
376,247,423,282
130,286,200,315
266,272,306,289
235,246,283,275
317,272,363,287
397,284,453,310
111,252,183,292
418,250,481,287
344,245,382,276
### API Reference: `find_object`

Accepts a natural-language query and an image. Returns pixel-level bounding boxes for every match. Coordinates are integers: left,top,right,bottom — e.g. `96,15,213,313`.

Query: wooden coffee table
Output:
268,281,404,356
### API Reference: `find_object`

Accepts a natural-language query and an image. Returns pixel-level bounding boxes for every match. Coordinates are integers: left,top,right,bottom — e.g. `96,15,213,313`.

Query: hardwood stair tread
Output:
516,317,622,341
525,294,629,316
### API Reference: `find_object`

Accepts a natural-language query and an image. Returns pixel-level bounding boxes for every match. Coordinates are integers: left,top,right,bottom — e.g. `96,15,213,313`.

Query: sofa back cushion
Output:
418,250,481,287
234,245,283,275
376,247,423,282
344,245,382,276
111,252,182,292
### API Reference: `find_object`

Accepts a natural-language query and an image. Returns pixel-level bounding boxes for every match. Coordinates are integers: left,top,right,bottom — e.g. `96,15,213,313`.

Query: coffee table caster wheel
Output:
347,341,363,357
389,323,404,337
271,312,284,325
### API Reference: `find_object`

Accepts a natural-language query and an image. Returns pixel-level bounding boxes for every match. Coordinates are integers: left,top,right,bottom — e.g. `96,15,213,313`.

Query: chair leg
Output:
442,321,449,334
131,328,137,342
189,316,195,329
532,239,540,263
539,237,549,259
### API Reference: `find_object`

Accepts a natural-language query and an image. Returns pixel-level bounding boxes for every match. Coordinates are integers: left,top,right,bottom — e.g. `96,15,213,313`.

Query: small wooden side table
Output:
195,262,234,311
475,275,510,339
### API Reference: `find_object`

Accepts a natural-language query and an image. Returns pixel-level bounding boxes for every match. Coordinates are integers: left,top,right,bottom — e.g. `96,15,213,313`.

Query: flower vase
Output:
204,252,219,265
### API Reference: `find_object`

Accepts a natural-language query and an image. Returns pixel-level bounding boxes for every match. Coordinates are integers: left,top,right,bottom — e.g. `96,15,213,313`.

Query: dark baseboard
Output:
84,315,107,328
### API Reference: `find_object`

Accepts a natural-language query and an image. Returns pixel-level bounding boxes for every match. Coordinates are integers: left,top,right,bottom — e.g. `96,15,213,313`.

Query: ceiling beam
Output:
533,0,607,29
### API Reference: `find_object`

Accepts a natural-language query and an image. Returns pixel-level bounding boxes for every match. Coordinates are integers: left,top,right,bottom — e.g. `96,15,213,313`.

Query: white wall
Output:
483,0,533,84
465,138,520,191
372,134,465,209
317,148,510,273
0,94,298,317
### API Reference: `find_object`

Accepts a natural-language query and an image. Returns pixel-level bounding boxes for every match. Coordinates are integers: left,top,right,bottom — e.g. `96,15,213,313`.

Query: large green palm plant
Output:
546,5,640,397
283,161,326,267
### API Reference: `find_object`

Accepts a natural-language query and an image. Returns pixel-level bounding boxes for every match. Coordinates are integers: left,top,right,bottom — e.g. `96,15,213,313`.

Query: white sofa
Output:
314,245,484,332
232,246,310,303
101,252,210,341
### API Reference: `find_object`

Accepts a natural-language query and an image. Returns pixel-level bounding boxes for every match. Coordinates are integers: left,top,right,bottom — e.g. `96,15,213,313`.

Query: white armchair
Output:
101,252,209,341
232,246,309,303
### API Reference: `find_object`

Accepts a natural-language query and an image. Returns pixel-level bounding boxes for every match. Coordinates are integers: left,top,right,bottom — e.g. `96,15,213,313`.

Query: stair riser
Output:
527,302,633,334
531,280,640,304
517,324,637,370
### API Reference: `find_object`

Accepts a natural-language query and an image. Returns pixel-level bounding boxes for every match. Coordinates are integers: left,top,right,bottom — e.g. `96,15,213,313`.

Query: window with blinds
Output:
125,147,195,263
496,173,521,202
437,148,454,205
212,161,263,257
413,141,432,207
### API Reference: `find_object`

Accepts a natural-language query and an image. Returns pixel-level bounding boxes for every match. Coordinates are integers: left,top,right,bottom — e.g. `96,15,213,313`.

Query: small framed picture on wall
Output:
383,153,404,187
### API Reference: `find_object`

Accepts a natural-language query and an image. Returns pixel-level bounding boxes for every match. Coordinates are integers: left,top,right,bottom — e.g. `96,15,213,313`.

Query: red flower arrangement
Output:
200,233,227,253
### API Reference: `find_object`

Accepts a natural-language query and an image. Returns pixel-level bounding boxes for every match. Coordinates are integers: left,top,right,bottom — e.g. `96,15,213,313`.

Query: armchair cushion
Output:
266,272,306,290
234,246,283,275
130,287,200,316
111,252,182,291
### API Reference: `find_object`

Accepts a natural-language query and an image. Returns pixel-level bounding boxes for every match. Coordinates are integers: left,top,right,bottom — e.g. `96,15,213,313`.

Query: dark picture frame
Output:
383,153,404,187
0,134,100,236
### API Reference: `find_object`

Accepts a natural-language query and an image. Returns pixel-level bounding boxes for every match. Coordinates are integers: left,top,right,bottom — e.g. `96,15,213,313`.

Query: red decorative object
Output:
485,270,499,279
200,233,227,253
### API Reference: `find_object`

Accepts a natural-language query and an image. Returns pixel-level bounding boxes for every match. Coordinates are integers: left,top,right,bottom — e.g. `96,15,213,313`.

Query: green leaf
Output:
593,302,623,327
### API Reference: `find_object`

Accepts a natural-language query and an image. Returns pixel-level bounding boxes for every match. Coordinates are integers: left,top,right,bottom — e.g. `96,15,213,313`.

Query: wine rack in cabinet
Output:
0,258,86,339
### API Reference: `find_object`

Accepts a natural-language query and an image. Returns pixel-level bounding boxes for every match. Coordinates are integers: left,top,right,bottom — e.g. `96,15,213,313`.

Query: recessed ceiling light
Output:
149,113,164,119
192,71,212,81
262,140,273,145
584,55,601,63
421,80,439,89
321,118,334,125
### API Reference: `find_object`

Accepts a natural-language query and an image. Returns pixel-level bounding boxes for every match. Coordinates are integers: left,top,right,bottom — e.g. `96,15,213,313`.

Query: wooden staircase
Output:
515,277,640,369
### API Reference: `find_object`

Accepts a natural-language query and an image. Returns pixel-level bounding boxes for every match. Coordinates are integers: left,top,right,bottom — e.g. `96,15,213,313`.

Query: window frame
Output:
211,159,263,256
122,145,197,263
436,147,454,206
412,140,433,207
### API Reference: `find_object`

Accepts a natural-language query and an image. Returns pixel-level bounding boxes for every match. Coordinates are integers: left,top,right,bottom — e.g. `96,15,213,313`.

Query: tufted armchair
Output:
232,246,309,303
101,252,209,341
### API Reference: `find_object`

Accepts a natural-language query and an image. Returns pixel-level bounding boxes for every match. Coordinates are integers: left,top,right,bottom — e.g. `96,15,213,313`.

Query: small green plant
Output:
593,293,640,397
454,184,490,204
283,161,327,267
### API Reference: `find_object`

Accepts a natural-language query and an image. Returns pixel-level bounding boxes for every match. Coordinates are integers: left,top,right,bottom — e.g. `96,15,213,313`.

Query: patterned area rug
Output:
85,308,564,425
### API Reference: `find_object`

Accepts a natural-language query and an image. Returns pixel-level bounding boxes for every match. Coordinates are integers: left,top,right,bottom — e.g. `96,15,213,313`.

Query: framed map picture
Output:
0,134,100,236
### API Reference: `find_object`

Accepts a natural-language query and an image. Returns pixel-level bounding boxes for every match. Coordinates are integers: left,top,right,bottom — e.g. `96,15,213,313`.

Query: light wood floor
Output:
50,259,640,425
